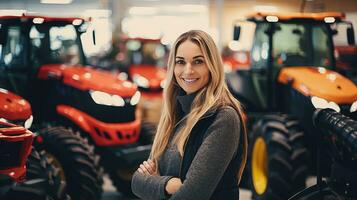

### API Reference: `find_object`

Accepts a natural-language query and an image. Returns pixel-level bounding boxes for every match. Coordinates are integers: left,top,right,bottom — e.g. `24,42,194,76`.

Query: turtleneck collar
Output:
176,88,217,119
177,89,198,115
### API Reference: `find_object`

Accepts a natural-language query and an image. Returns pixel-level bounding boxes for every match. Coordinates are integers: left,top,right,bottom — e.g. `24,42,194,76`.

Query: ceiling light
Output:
0,9,26,16
179,5,207,13
129,7,158,15
254,6,278,13
41,0,73,4
83,9,111,18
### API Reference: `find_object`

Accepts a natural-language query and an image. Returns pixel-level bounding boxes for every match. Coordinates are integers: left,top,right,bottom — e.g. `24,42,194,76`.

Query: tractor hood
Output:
278,67,357,104
0,89,32,121
38,64,137,97
129,65,167,88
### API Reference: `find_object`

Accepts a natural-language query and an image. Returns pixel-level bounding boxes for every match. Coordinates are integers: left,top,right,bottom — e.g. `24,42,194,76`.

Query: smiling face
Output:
174,40,210,94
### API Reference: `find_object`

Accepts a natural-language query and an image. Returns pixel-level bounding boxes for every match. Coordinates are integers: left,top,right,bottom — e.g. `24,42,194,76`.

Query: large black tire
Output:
249,115,308,200
106,122,155,197
3,148,70,200
34,126,103,200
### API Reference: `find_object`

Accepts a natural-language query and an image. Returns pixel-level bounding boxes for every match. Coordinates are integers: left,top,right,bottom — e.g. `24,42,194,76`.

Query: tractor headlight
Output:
0,115,33,129
133,74,149,88
24,115,33,129
160,79,166,88
130,91,141,106
350,101,357,113
311,96,340,112
90,90,125,107
0,118,8,123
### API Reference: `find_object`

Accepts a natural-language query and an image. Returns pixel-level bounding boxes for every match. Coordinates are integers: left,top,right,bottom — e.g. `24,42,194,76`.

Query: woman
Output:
131,30,247,200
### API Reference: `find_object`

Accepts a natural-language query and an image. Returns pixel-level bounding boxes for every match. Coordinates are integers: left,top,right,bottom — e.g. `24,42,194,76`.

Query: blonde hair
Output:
150,30,247,183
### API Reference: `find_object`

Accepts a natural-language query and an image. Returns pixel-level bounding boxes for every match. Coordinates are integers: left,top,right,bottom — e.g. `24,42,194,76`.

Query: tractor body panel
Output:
0,121,33,182
278,67,357,104
0,89,32,121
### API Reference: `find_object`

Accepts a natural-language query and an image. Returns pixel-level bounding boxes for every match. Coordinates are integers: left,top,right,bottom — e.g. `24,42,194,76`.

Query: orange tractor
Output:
227,12,357,199
0,14,152,198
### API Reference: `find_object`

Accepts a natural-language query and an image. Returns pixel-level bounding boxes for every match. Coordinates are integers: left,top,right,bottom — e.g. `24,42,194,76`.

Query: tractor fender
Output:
278,67,357,104
56,105,91,133
56,104,141,146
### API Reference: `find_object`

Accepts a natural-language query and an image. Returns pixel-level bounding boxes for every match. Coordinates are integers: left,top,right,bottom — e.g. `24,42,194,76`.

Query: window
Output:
30,23,82,66
272,22,333,69
251,23,270,70
0,26,25,68
124,40,167,67
49,25,80,65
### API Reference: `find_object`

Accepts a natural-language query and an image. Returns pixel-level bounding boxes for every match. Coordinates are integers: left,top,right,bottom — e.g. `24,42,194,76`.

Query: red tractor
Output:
331,20,357,83
222,48,250,73
0,89,68,199
0,14,152,197
117,37,168,124
335,45,357,83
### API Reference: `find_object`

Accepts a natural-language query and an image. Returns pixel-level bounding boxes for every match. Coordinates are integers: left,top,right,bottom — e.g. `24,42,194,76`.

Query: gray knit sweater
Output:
131,93,241,200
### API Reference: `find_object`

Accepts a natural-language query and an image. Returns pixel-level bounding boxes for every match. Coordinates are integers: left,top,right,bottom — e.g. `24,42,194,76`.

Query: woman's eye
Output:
194,59,204,65
175,60,185,65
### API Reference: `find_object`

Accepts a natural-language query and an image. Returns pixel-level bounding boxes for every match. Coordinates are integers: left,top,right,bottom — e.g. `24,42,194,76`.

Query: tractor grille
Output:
139,87,163,93
81,98,136,123
0,140,22,169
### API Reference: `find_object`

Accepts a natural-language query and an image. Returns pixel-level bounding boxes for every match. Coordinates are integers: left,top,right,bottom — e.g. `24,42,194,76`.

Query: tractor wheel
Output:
3,148,70,200
249,115,308,200
107,122,155,197
34,126,103,200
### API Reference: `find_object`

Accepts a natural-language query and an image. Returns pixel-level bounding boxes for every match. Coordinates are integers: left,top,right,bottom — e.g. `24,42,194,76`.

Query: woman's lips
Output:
182,78,199,84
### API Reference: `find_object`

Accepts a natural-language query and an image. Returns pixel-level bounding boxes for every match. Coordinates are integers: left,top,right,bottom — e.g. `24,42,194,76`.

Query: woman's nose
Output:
184,63,194,74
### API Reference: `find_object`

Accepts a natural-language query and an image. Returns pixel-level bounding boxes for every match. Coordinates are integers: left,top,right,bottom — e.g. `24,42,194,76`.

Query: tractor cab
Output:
332,20,357,83
0,16,86,95
118,37,167,97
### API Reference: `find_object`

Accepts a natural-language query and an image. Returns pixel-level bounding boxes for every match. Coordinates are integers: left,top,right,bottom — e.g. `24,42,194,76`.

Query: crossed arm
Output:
138,159,182,195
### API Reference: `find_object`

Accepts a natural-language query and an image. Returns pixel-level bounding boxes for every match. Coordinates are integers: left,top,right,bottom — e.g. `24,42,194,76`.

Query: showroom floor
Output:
101,175,318,200
101,175,253,200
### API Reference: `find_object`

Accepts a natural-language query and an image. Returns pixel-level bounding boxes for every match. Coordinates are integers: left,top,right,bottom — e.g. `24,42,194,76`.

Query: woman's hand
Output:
165,177,183,195
137,159,159,176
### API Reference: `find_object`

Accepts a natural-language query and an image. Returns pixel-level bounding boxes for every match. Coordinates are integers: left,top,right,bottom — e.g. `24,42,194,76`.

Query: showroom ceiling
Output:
0,0,208,17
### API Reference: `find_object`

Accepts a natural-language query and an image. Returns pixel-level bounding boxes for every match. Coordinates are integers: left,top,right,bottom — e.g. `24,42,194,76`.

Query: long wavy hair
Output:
150,30,247,183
